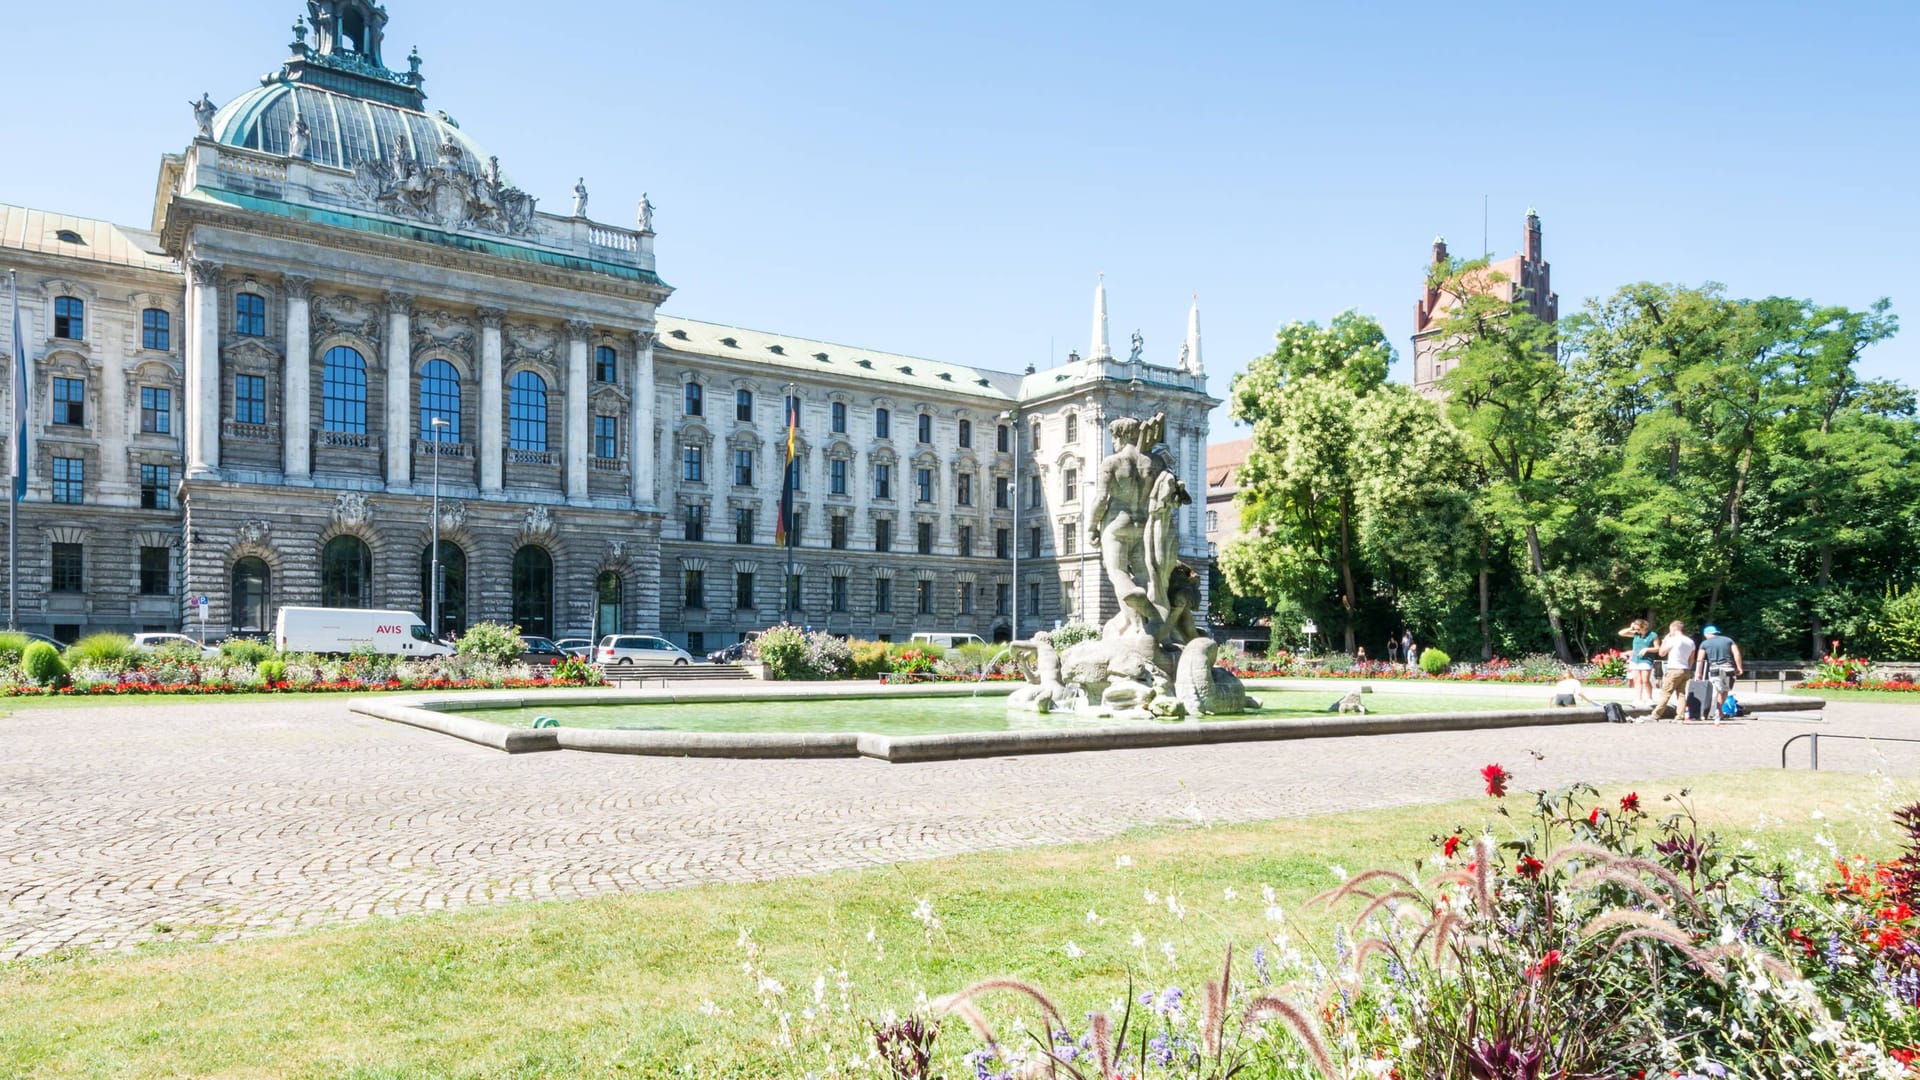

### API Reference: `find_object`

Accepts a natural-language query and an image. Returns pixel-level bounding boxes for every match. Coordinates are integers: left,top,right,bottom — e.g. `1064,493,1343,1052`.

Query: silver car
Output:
594,634,693,666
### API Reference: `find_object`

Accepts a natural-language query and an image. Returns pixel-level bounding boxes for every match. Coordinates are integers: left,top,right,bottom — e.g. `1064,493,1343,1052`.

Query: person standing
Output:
1618,618,1658,707
1385,635,1399,666
1401,630,1416,670
1694,625,1745,723
1650,620,1697,721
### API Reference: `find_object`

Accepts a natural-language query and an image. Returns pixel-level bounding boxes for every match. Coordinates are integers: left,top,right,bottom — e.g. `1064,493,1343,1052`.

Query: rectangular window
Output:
684,568,705,609
875,519,892,553
996,527,1010,559
915,468,932,503
50,542,83,593
874,408,890,439
830,457,847,495
684,382,703,416
234,292,266,337
1206,510,1219,531
956,473,972,506
735,507,755,544
735,571,754,609
831,401,847,433
917,413,932,444
1031,419,1041,453
735,388,753,422
995,582,1010,616
830,515,848,550
1063,468,1078,502
1063,528,1076,556
874,576,892,614
1063,579,1077,613
51,456,83,504
873,463,891,500
682,445,703,482
734,448,755,487
595,345,619,383
688,631,706,655
141,308,170,351
234,375,267,425
683,503,704,541
52,377,84,426
139,546,171,596
53,296,83,340
958,419,972,448
594,415,618,458
960,582,974,616
995,476,1010,509
1065,412,1078,443
959,525,973,558
916,579,934,615
1029,475,1042,508
1028,526,1042,558
786,573,803,612
830,574,848,612
140,387,171,434
790,510,804,544
139,463,170,509
997,424,1010,453
917,521,933,556
1027,581,1042,617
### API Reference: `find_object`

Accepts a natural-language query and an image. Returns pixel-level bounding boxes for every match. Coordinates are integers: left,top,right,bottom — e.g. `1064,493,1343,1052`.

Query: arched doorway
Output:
595,570,622,639
511,545,553,637
419,541,467,636
231,557,271,632
320,535,372,608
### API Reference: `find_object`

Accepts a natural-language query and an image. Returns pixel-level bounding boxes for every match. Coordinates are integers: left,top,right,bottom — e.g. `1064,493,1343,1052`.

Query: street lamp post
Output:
1000,409,1019,642
428,416,450,638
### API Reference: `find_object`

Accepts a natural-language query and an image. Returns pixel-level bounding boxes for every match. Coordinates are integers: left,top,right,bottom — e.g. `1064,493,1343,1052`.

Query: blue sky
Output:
3,1,1914,433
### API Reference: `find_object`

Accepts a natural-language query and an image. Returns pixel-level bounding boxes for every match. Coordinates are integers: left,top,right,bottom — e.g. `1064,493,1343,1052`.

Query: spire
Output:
1089,273,1111,361
1183,295,1203,374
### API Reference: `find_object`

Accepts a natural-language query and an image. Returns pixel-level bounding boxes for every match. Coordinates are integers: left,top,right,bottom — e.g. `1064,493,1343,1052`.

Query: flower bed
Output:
1797,678,1920,692
3,673,597,698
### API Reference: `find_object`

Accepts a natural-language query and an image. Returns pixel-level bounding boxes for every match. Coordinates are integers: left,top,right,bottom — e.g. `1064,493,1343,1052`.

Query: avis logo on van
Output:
375,625,405,634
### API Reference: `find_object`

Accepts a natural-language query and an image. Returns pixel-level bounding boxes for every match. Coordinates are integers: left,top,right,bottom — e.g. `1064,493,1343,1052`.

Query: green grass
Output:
1790,686,1920,704
0,769,1905,1078
471,691,1533,734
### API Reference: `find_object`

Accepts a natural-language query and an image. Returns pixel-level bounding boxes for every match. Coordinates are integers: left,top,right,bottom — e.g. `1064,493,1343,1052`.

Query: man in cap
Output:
1693,624,1745,723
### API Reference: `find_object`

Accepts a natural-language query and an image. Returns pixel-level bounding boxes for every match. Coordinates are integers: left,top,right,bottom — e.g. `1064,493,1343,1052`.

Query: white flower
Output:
1131,930,1147,949
1064,940,1085,959
1086,909,1103,925
759,977,787,997
1161,941,1177,965
813,975,827,1005
697,1000,724,1017
1808,1018,1844,1044
1266,905,1285,924
1143,888,1160,906
1223,887,1238,902
911,898,940,930
1810,809,1826,820
1330,864,1349,883
1262,884,1277,904
1359,1057,1397,1078
1115,854,1134,869
1166,894,1186,920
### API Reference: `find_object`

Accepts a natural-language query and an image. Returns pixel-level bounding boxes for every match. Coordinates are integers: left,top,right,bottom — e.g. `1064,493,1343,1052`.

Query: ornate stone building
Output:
0,2,1215,651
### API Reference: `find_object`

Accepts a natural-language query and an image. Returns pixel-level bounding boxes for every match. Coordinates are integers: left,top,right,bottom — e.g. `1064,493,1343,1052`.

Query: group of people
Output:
1380,630,1420,669
1618,618,1746,722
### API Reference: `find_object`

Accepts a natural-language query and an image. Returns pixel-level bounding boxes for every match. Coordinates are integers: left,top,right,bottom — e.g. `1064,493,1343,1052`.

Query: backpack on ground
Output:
1601,702,1628,724
1721,694,1742,719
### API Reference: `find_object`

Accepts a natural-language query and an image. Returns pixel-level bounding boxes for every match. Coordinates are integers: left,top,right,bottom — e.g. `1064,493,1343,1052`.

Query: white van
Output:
273,607,454,657
909,632,987,650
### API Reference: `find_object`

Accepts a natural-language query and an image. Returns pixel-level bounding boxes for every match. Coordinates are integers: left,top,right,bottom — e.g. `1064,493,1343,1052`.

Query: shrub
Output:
947,641,1005,675
148,641,206,666
255,658,288,685
456,622,522,666
1048,620,1100,652
219,638,273,665
1516,651,1563,679
1418,646,1452,674
67,633,146,670
1814,651,1871,684
551,656,602,686
848,640,892,679
887,646,938,676
1874,583,1920,660
755,624,813,680
21,641,67,686
1589,647,1628,680
0,631,29,665
807,631,852,679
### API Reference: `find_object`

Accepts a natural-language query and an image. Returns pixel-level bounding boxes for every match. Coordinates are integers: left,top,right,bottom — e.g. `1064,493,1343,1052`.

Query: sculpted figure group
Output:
1009,412,1252,718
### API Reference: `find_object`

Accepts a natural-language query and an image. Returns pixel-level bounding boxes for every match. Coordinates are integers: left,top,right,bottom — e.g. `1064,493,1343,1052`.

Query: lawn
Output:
1789,686,1920,704
0,687,576,713
0,768,1906,1078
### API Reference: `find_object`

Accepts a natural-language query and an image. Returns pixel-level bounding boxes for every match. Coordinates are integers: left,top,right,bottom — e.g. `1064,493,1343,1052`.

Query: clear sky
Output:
3,1,1914,434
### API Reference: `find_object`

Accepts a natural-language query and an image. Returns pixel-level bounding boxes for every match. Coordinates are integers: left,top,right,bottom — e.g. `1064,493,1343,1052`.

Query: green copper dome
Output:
211,81,492,178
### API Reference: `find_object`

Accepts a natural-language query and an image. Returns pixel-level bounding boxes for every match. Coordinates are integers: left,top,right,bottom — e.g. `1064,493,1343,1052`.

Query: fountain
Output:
1008,412,1255,720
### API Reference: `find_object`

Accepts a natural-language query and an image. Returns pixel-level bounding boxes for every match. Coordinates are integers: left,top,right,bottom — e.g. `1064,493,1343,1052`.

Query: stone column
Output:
282,275,313,478
185,258,222,475
852,443,870,544
384,292,413,489
630,329,656,508
477,307,504,494
564,320,591,502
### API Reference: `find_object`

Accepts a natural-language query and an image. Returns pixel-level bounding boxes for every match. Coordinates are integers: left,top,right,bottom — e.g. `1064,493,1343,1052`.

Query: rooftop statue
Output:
190,93,217,138
572,178,589,217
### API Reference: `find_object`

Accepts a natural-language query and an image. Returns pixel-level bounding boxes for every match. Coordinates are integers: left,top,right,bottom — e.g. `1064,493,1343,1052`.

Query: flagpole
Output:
8,269,21,631
784,382,795,621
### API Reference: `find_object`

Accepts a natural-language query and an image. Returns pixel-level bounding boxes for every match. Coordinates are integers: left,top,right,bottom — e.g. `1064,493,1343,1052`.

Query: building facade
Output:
1410,210,1558,396
0,1,1215,650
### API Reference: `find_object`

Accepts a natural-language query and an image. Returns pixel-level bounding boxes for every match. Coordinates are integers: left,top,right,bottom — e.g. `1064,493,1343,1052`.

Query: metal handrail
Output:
1781,732,1920,770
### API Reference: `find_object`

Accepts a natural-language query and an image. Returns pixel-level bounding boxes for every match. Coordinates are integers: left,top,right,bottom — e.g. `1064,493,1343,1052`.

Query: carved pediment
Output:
412,309,475,358
351,143,539,237
332,491,372,528
312,294,382,348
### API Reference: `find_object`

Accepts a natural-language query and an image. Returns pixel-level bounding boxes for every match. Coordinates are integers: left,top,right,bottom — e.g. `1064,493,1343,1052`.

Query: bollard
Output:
1811,732,1819,771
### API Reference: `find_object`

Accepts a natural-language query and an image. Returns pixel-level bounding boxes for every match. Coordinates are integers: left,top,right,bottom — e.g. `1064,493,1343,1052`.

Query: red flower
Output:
1516,856,1544,880
1481,764,1510,798
1587,807,1603,826
1890,1046,1919,1066
1619,792,1640,813
1524,949,1561,979
1786,927,1817,957
1442,835,1462,858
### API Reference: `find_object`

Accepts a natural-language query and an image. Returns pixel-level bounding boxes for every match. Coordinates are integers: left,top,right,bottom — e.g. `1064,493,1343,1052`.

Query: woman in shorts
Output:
1618,618,1657,707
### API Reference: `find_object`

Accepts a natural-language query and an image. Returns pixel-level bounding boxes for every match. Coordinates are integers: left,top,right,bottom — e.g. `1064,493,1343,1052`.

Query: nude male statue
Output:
1089,416,1157,636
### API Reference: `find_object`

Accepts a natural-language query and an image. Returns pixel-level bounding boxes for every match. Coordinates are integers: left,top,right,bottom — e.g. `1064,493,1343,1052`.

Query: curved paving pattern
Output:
0,695,1909,958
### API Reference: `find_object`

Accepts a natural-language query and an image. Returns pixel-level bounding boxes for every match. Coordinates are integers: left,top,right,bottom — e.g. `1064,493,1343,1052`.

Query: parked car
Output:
518,635,570,667
131,632,220,657
274,607,455,658
595,634,693,666
552,637,594,658
706,641,750,664
909,632,987,650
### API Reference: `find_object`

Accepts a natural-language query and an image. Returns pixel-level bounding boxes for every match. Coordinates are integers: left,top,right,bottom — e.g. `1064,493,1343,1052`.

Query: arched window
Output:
322,346,368,433
141,308,170,351
419,541,467,636
594,345,618,383
234,292,266,336
511,545,553,636
684,381,703,416
320,535,373,608
418,359,461,441
231,557,271,632
596,570,622,637
509,371,548,451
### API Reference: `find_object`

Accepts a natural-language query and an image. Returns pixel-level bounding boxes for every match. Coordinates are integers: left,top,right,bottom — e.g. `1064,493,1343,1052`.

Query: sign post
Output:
195,594,210,648
1302,619,1317,658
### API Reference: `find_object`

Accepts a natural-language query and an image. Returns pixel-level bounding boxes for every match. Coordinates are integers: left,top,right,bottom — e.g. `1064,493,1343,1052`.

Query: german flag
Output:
774,395,797,547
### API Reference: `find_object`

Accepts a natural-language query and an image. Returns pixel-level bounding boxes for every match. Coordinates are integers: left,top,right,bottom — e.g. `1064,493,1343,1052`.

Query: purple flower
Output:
1253,944,1271,985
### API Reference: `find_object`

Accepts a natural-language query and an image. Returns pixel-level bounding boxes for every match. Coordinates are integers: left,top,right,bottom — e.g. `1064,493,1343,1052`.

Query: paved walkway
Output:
0,691,1910,959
